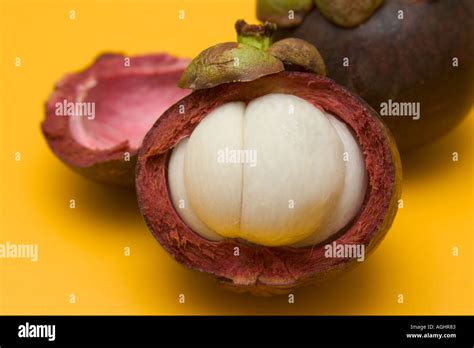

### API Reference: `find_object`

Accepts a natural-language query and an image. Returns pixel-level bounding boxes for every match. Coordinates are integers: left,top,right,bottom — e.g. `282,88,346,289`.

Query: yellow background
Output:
0,0,472,315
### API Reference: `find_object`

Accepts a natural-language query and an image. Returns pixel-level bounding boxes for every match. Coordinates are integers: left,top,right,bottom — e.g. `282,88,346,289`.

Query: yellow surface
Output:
0,0,472,315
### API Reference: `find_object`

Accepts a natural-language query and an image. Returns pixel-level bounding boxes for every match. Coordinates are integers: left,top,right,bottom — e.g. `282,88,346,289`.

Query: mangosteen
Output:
136,21,402,295
41,53,191,186
258,0,474,152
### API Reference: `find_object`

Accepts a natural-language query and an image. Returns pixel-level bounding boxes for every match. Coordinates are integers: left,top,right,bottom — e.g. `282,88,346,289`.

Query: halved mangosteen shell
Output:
136,71,402,295
42,53,191,186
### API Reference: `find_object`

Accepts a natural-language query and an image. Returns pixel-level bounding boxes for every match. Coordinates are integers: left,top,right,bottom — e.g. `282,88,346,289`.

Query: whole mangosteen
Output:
258,0,474,152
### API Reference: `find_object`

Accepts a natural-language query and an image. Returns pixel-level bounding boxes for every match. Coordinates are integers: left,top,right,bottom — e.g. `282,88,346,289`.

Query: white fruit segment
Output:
167,94,368,247
293,113,368,246
183,102,245,237
240,94,344,245
168,138,223,241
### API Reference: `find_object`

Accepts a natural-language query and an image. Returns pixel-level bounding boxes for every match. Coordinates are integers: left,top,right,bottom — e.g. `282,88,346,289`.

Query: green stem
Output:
235,19,276,51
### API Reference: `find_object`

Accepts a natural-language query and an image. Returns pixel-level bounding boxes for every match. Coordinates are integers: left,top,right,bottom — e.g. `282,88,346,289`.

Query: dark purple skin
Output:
274,0,474,152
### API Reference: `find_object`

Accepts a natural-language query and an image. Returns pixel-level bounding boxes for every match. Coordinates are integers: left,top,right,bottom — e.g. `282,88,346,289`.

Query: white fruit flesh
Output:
167,93,367,247
293,113,368,246
183,102,245,237
168,138,223,241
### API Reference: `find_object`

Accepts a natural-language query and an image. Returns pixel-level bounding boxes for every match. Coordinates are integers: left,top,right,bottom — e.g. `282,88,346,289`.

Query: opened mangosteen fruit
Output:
259,0,474,152
136,21,402,295
42,53,191,186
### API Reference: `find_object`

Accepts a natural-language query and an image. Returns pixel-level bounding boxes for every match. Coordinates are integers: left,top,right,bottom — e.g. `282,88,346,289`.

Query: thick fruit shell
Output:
136,72,402,295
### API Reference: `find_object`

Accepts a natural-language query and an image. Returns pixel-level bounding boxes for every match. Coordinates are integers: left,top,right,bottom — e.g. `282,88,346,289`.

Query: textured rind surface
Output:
136,72,402,295
41,53,190,186
273,0,474,152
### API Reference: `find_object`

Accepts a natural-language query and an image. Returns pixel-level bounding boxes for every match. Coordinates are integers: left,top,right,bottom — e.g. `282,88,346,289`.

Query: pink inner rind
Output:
42,53,191,168
136,71,401,289
73,72,190,150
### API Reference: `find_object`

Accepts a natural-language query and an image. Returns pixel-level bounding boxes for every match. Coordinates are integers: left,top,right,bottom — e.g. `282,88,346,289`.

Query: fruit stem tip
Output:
235,19,276,51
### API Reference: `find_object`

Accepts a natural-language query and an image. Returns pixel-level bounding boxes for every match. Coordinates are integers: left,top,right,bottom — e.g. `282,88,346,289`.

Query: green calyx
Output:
257,0,314,28
178,42,284,89
179,19,326,90
256,0,383,29
269,38,326,75
315,0,383,28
